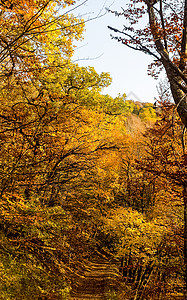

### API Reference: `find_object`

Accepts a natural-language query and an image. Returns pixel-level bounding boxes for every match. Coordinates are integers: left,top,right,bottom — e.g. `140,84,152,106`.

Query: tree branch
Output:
180,0,187,72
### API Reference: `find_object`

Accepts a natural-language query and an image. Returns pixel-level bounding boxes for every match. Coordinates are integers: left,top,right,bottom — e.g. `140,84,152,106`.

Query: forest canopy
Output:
0,0,186,299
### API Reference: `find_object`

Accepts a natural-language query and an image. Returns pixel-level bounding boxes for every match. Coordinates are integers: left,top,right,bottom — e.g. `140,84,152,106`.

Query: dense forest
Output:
0,0,186,299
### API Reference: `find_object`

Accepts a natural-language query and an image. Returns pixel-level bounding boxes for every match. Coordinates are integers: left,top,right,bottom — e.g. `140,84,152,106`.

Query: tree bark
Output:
147,3,187,288
146,0,187,128
180,0,187,72
183,181,187,297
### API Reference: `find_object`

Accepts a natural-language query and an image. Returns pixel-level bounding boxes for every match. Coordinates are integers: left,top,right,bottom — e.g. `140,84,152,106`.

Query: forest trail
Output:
70,257,122,300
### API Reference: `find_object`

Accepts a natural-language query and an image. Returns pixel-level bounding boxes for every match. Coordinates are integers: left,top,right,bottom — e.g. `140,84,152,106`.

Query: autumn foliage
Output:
0,0,186,299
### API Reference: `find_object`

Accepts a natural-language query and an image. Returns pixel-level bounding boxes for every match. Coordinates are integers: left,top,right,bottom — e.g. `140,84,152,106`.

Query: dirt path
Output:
70,258,122,300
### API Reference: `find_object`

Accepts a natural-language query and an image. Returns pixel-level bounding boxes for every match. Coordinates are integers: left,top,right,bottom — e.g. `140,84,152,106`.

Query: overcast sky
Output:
72,0,163,103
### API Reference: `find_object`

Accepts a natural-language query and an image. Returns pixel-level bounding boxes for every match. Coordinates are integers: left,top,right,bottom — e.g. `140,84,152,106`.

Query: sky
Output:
72,0,162,103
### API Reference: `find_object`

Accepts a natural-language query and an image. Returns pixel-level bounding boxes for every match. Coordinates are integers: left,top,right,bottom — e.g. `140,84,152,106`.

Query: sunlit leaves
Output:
0,194,70,299
0,0,84,79
101,207,165,262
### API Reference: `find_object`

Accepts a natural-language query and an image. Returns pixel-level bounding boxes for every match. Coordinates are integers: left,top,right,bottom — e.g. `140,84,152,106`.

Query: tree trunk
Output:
183,181,187,298
163,63,187,128
147,0,187,128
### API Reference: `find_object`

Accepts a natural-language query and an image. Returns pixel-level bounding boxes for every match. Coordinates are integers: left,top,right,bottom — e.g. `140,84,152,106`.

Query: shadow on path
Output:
70,257,122,299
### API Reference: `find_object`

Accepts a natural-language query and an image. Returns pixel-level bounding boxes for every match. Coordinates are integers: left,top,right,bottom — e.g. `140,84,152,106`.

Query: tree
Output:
0,1,124,297
0,194,71,299
108,1,187,294
0,53,127,298
100,206,170,300
108,0,187,127
135,100,186,297
94,103,186,299
0,0,84,80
